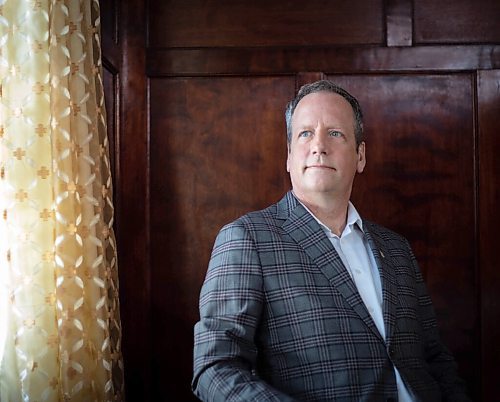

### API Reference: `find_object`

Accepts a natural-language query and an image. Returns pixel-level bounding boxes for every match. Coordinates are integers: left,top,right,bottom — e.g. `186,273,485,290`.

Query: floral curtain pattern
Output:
0,0,124,401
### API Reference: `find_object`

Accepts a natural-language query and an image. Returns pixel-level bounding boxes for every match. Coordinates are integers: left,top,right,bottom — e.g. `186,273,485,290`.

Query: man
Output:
192,81,469,401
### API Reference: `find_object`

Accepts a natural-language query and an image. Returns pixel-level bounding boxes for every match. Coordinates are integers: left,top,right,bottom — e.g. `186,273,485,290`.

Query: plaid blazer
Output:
192,192,469,402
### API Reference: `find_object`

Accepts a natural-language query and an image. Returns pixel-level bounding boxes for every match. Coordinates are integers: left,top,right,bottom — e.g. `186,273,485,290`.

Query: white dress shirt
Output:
300,200,414,402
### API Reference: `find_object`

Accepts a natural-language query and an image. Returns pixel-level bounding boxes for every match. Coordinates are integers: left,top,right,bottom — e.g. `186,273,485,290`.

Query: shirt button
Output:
355,268,362,275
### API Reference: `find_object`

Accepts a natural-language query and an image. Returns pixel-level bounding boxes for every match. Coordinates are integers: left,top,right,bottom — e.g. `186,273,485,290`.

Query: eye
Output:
298,130,312,138
328,130,343,137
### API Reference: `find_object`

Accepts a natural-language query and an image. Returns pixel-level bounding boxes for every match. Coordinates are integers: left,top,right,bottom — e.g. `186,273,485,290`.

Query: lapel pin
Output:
380,251,385,258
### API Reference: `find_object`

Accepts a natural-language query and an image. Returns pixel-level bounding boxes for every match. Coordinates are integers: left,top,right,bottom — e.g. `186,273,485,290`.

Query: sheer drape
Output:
0,0,124,401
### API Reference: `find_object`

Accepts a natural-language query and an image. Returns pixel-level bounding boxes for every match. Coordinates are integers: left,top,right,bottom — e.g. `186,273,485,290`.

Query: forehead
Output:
292,91,355,128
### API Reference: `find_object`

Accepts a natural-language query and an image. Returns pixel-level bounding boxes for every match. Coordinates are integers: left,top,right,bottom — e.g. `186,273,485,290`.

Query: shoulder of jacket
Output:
219,202,280,234
364,220,408,244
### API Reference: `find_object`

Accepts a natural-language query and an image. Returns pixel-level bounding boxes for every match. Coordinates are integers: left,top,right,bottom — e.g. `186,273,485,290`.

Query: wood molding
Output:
147,45,500,77
295,72,325,90
102,34,120,70
478,69,500,401
385,0,413,47
116,0,150,401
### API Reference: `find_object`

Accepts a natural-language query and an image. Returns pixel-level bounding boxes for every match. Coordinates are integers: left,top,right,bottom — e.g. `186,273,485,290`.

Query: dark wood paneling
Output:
147,45,500,77
102,67,118,192
149,76,295,400
101,0,120,189
341,74,477,394
415,0,500,44
113,1,150,401
478,69,500,401
101,0,118,45
99,1,500,401
385,0,413,47
148,0,384,48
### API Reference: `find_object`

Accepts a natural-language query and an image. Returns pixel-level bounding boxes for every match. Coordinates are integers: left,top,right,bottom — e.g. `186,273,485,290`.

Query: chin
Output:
307,180,337,191
302,185,337,195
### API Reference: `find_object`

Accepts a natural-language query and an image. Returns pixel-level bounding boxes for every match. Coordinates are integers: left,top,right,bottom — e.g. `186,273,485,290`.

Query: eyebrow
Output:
295,125,345,131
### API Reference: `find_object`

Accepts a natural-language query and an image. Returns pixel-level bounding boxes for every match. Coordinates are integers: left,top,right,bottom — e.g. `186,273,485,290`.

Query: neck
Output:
293,191,350,236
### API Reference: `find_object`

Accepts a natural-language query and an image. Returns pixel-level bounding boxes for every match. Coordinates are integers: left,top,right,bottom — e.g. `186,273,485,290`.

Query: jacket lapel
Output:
364,222,398,345
278,192,385,342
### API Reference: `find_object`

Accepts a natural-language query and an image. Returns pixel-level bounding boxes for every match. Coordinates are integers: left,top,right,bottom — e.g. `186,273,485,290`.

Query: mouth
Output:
306,165,335,171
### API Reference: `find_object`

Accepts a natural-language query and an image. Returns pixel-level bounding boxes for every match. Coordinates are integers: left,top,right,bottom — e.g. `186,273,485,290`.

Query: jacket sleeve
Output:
192,221,297,402
408,240,471,402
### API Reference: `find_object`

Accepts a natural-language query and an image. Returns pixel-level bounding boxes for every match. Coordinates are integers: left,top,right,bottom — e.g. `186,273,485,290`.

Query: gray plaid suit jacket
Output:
192,192,469,402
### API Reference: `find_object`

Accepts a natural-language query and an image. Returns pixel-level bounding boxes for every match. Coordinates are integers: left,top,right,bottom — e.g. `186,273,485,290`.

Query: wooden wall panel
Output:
147,46,500,77
101,0,118,45
478,69,500,401
337,74,477,390
101,1,151,401
149,76,295,400
385,0,413,46
148,0,384,48
414,0,500,44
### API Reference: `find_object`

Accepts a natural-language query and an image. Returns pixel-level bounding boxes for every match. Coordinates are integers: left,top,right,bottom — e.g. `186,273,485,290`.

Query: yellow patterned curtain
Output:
0,0,124,401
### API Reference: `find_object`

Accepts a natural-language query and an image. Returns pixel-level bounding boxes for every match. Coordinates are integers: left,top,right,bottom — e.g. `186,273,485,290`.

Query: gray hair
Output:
285,80,364,147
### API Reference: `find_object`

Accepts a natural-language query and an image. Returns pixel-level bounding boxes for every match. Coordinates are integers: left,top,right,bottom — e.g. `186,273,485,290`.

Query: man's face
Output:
286,91,366,201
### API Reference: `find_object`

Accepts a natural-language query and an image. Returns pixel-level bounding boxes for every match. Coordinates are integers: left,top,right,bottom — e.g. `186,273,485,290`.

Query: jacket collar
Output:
364,223,398,345
277,191,398,344
278,191,384,342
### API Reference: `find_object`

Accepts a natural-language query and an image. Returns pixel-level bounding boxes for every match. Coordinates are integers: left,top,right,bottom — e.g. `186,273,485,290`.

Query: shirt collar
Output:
346,202,364,232
296,197,364,235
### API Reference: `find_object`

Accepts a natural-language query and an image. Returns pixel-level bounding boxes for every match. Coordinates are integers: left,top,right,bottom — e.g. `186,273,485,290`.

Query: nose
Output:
311,130,328,155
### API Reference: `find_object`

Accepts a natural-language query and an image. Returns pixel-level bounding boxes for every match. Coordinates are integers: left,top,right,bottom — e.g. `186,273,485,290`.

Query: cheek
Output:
288,150,304,170
335,147,358,164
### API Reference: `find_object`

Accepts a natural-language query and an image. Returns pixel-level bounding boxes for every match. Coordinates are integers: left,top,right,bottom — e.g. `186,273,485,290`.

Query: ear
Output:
356,142,366,173
286,143,291,172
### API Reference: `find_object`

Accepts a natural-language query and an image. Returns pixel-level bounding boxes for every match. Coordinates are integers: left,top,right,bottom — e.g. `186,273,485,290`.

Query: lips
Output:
306,164,335,170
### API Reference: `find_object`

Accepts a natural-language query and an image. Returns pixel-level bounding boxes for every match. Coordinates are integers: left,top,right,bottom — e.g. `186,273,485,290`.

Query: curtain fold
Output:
0,1,124,401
